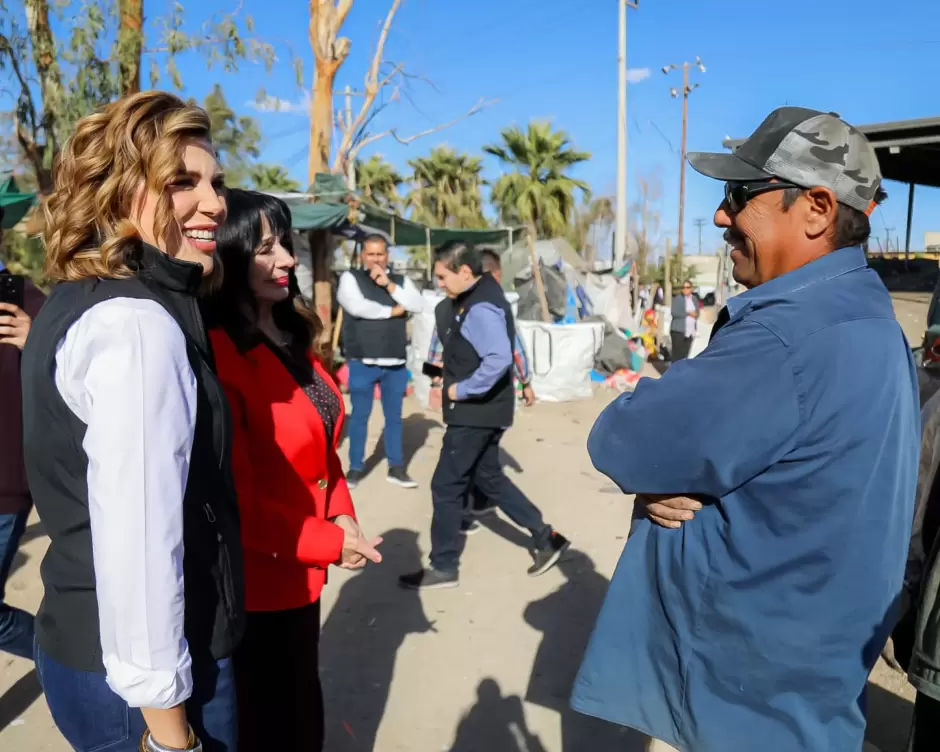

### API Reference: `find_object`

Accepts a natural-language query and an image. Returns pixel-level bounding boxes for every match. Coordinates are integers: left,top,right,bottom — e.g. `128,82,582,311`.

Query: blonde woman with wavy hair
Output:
20,91,244,752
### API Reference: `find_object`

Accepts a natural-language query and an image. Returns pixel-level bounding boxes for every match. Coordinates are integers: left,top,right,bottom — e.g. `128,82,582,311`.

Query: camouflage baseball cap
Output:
688,107,883,214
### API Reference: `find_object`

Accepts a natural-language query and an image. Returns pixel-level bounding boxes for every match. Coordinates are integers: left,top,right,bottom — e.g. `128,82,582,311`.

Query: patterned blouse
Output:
264,338,341,441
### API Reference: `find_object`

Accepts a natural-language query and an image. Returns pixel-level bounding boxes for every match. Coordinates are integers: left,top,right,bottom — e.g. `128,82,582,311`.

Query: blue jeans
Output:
35,643,237,752
0,509,34,660
347,361,409,471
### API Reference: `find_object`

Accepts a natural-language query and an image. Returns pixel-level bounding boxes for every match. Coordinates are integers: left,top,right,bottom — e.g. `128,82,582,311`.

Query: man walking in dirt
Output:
426,248,535,534
400,241,568,590
573,108,918,752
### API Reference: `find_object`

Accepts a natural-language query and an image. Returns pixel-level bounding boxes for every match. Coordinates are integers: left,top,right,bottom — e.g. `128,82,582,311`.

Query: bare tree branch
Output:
329,0,401,166
339,97,498,170
366,0,401,89
336,0,354,29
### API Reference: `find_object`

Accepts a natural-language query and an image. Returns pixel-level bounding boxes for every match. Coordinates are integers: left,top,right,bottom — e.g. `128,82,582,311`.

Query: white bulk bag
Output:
517,320,605,402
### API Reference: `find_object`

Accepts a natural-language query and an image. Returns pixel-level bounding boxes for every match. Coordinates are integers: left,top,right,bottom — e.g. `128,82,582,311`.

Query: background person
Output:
20,92,243,752
669,280,698,361
400,241,569,591
337,234,424,489
0,212,44,661
426,248,535,535
204,190,382,750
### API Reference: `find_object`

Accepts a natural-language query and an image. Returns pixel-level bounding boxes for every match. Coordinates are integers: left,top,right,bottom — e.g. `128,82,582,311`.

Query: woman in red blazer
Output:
203,190,382,750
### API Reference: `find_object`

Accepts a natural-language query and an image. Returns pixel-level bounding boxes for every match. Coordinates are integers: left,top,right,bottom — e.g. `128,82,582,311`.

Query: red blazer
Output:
210,329,356,612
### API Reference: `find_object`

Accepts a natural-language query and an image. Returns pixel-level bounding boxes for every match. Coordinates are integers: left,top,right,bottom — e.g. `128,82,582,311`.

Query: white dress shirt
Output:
336,269,425,366
54,297,196,709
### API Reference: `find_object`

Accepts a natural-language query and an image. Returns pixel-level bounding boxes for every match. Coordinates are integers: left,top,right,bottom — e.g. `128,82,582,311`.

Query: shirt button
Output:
318,479,328,489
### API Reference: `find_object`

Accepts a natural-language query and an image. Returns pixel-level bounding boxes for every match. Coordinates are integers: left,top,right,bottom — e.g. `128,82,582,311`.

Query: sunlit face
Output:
434,260,476,298
250,215,295,305
134,138,226,276
361,239,389,271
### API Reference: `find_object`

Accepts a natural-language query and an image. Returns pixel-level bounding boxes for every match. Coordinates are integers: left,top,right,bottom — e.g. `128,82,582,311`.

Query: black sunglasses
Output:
724,180,801,213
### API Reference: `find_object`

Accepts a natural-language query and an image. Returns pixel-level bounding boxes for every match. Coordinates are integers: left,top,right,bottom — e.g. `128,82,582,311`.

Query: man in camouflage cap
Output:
571,108,919,752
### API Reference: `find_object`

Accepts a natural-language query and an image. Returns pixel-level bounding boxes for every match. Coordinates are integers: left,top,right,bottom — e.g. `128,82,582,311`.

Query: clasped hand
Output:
635,494,702,529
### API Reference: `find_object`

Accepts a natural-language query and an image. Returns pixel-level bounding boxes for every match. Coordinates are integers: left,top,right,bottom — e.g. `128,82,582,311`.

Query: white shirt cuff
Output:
103,650,194,709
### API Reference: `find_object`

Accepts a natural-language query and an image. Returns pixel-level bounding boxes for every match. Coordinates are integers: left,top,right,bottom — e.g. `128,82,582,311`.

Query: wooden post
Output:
309,229,334,354
425,226,432,281
526,225,552,323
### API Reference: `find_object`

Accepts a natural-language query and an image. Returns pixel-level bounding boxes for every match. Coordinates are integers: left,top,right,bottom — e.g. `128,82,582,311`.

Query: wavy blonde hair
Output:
44,91,214,282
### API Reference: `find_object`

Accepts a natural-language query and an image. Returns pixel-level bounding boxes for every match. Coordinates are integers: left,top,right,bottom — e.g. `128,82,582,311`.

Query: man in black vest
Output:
399,241,569,590
338,234,425,489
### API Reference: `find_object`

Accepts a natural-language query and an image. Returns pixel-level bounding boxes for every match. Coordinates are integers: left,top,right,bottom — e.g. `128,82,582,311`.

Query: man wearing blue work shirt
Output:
399,241,569,590
572,107,920,752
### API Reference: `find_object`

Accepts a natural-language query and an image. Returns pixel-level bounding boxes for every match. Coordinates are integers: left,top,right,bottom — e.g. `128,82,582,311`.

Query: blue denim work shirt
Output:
572,246,920,752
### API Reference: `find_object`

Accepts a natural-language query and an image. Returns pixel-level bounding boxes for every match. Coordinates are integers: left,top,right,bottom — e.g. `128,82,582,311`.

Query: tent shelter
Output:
0,173,37,230
275,174,522,276
724,116,940,255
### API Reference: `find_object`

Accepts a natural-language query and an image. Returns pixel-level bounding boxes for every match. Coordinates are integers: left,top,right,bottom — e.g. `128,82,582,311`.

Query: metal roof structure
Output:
723,116,940,252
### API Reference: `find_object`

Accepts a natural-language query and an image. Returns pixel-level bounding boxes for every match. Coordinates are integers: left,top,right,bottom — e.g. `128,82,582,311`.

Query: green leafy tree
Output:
200,84,261,188
405,146,486,229
249,164,300,193
0,0,275,191
355,154,403,211
485,121,591,239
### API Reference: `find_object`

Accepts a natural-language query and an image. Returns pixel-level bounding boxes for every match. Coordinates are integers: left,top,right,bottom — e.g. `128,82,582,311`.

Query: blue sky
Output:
92,0,940,256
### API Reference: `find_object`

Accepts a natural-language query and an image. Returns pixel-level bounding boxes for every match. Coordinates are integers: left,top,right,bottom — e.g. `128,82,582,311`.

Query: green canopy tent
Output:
0,173,37,230
280,173,524,275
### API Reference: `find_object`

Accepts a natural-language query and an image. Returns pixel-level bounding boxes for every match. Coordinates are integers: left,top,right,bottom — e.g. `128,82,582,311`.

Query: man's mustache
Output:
724,229,746,246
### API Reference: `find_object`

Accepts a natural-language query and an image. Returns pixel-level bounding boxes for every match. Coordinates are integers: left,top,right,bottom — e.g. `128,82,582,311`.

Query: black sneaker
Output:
460,518,483,535
346,469,365,490
398,568,459,590
527,532,571,577
387,466,418,489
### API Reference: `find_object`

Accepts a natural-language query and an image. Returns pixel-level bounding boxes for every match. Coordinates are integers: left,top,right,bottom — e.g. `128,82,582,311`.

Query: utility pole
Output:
694,218,706,256
664,237,673,304
884,227,895,254
615,0,639,273
663,57,705,276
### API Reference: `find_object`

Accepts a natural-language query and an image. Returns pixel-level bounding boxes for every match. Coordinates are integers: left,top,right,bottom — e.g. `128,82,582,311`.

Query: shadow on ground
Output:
523,548,647,751
361,414,442,478
866,681,913,752
0,670,41,734
320,529,433,751
449,678,548,752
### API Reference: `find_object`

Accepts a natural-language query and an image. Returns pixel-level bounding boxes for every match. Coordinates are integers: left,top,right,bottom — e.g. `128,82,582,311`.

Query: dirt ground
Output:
0,293,929,752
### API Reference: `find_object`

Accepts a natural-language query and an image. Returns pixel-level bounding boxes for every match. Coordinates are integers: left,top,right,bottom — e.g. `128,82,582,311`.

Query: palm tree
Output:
569,195,614,264
355,155,404,211
249,164,301,193
405,147,487,229
485,121,591,239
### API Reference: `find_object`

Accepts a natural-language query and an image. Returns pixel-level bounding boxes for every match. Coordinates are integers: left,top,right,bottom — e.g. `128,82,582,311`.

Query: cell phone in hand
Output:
0,273,25,309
